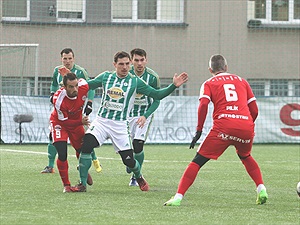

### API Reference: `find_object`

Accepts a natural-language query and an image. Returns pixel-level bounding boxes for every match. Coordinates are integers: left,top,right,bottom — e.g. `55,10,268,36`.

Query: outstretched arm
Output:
138,72,188,100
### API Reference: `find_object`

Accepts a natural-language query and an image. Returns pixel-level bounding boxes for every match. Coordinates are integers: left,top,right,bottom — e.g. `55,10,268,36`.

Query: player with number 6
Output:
164,54,268,206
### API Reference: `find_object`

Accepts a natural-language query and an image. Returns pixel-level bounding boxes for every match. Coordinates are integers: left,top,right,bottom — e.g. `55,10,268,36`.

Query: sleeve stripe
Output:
201,95,211,101
247,97,256,104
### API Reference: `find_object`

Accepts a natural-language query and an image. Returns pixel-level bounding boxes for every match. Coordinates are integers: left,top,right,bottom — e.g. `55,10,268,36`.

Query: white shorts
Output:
86,116,132,152
128,114,153,142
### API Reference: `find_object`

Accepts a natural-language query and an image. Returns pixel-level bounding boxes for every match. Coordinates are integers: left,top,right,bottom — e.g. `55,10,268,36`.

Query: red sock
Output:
57,159,70,186
241,156,264,186
177,162,200,196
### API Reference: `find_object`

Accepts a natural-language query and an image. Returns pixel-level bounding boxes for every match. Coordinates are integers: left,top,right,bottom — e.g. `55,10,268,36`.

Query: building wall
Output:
0,0,299,96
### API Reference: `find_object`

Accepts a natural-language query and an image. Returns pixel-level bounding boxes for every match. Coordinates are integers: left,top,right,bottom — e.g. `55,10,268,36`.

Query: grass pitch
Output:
0,144,299,225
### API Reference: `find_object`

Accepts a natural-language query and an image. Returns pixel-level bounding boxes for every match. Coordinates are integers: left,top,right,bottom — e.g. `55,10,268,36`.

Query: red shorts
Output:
197,127,254,160
50,121,85,150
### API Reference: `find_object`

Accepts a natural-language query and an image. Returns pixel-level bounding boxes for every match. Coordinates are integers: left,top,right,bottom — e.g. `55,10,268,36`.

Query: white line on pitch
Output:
0,148,192,163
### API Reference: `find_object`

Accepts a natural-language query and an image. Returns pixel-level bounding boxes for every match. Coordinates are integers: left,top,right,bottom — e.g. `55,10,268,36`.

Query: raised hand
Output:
58,67,71,76
173,72,188,87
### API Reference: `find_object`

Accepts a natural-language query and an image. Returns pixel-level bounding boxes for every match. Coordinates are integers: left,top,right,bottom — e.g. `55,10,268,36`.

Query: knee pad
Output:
192,153,210,167
119,150,135,168
238,154,251,160
133,139,144,154
80,134,99,154
53,141,67,161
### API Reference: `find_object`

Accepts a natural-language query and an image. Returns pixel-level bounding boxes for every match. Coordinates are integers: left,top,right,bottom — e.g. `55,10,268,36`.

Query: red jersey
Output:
50,78,89,128
198,73,256,131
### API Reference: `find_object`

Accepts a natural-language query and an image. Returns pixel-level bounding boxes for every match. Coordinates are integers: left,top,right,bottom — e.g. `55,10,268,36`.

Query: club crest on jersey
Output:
82,95,87,101
107,87,124,100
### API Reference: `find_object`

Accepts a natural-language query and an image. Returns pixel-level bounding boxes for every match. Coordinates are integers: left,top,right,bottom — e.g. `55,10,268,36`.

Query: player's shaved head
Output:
209,54,227,74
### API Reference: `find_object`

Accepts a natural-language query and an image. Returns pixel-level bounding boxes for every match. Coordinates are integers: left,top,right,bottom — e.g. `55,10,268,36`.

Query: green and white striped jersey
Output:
129,66,161,119
50,64,94,100
88,71,176,121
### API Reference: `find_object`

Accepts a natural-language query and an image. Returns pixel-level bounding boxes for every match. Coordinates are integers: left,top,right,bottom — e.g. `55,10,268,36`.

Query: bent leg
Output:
176,153,210,196
119,149,141,179
238,154,264,187
79,134,99,186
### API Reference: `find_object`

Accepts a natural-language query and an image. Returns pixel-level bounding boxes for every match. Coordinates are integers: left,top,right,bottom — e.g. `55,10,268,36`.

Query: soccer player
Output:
50,72,95,192
41,48,102,174
126,48,161,186
72,51,188,192
164,54,268,206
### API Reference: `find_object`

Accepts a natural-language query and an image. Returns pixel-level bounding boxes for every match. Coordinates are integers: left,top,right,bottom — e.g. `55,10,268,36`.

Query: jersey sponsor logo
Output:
217,132,251,143
136,93,143,98
134,98,147,106
107,87,124,100
103,100,123,111
218,113,249,120
226,105,238,111
54,125,62,130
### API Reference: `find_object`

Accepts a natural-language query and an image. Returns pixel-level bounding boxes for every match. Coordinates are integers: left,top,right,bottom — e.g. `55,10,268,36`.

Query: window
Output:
112,0,184,24
2,0,185,24
270,79,289,96
247,80,266,96
2,0,30,21
160,78,186,96
57,0,86,22
1,77,33,96
1,0,86,23
247,0,300,26
248,79,300,96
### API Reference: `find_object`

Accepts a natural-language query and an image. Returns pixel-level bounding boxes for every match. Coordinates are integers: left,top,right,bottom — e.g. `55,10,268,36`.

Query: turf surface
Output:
0,144,299,225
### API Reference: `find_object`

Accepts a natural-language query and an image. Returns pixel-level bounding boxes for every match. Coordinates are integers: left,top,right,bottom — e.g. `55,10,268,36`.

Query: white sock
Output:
174,193,183,200
257,184,266,193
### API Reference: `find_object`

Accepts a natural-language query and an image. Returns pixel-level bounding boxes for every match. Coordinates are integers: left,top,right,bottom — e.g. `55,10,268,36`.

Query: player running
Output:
72,51,188,192
50,73,95,192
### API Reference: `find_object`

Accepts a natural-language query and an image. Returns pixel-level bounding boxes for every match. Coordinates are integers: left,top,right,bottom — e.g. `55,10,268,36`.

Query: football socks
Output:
132,151,144,179
177,162,200,196
79,153,92,186
56,159,70,186
47,143,57,168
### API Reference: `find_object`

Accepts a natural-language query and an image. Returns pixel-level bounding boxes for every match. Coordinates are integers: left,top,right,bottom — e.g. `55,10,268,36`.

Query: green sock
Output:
91,150,97,161
48,143,57,168
133,151,144,179
130,160,141,179
79,153,92,186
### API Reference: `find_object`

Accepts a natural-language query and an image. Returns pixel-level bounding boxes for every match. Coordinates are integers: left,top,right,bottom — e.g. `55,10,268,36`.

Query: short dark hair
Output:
209,54,227,73
63,72,77,86
130,48,147,59
61,48,74,57
114,51,131,63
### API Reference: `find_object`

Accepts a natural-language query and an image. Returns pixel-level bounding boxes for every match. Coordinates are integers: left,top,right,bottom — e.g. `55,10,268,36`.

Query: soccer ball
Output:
297,182,300,197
